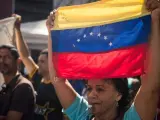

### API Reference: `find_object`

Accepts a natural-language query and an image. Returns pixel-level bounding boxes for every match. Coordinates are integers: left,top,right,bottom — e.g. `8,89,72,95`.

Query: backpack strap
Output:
0,74,21,115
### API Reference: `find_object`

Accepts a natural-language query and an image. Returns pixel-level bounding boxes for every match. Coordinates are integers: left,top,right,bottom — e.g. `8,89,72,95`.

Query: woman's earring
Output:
116,101,119,107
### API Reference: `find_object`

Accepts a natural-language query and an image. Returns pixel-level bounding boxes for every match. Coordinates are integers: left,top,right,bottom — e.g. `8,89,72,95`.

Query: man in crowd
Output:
14,15,63,120
0,45,35,120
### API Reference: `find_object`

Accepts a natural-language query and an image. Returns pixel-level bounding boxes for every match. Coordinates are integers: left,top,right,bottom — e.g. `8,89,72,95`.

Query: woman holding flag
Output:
47,0,160,120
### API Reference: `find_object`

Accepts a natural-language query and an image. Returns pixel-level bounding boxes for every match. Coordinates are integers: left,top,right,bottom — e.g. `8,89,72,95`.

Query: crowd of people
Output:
0,0,160,120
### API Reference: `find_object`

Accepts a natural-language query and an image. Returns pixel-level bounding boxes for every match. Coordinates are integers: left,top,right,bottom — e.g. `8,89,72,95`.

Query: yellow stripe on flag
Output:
52,0,149,30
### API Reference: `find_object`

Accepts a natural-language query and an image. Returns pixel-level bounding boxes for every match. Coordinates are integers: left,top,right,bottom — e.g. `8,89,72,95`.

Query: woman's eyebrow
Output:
96,85,105,87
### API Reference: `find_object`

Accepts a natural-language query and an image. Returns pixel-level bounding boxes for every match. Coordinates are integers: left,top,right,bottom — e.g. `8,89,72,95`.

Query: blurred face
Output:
37,54,49,76
0,48,17,75
87,79,122,116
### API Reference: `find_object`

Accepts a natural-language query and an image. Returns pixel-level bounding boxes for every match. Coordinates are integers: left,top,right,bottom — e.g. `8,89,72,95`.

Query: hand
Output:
151,8,160,22
12,14,22,30
46,10,57,32
146,0,160,11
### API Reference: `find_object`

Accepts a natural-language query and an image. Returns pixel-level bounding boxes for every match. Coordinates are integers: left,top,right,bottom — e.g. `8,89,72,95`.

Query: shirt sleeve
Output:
29,69,42,91
63,95,90,120
123,103,141,120
28,66,38,80
9,83,34,114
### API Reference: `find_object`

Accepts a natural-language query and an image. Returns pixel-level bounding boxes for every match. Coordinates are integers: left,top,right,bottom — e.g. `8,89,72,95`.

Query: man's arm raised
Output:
14,14,38,76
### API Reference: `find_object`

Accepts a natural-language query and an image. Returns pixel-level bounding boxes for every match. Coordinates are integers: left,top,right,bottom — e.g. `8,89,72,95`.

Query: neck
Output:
42,73,50,81
94,107,118,120
4,71,18,84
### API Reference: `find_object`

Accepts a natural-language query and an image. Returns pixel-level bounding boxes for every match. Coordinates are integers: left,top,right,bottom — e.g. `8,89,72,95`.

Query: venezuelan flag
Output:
51,0,151,79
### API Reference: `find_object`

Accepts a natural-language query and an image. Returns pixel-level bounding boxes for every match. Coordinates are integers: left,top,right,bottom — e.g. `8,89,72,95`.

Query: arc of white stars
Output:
104,36,108,40
83,34,86,38
97,33,101,37
77,39,81,42
73,44,76,47
90,32,93,36
109,42,113,46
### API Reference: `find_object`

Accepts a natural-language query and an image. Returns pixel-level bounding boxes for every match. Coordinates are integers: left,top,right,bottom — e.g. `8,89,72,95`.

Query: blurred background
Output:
0,0,98,62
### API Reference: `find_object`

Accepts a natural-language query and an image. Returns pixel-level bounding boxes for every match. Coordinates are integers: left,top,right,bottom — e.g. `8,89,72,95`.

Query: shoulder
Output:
9,76,35,113
123,103,141,120
28,66,39,79
29,69,42,90
13,76,35,98
30,69,42,80
63,95,89,120
17,76,34,90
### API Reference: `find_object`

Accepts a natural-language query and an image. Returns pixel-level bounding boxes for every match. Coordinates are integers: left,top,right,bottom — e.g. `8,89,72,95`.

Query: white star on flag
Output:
104,36,108,40
109,42,113,46
90,32,93,36
73,44,76,47
77,39,81,42
97,33,101,37
83,34,86,38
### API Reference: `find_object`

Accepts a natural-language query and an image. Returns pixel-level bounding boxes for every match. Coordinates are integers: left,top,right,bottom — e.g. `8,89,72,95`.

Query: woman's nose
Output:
88,90,97,99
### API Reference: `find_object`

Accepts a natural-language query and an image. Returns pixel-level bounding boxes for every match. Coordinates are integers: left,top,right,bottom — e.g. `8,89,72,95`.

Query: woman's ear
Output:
116,92,122,102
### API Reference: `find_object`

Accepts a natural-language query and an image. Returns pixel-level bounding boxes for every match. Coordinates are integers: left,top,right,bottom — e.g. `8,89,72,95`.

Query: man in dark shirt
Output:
0,45,35,120
30,50,63,120
14,15,63,120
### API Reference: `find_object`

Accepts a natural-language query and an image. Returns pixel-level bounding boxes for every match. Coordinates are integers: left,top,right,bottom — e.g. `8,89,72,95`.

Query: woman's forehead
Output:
87,79,112,86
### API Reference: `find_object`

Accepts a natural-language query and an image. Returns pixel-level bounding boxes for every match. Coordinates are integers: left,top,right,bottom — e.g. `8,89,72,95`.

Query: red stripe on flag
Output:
52,44,147,79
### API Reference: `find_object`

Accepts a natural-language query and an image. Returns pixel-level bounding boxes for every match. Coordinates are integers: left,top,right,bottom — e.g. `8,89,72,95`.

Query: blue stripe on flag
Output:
51,15,151,53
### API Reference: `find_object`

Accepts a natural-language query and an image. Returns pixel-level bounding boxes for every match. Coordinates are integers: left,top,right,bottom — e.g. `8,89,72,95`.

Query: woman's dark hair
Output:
105,78,131,113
